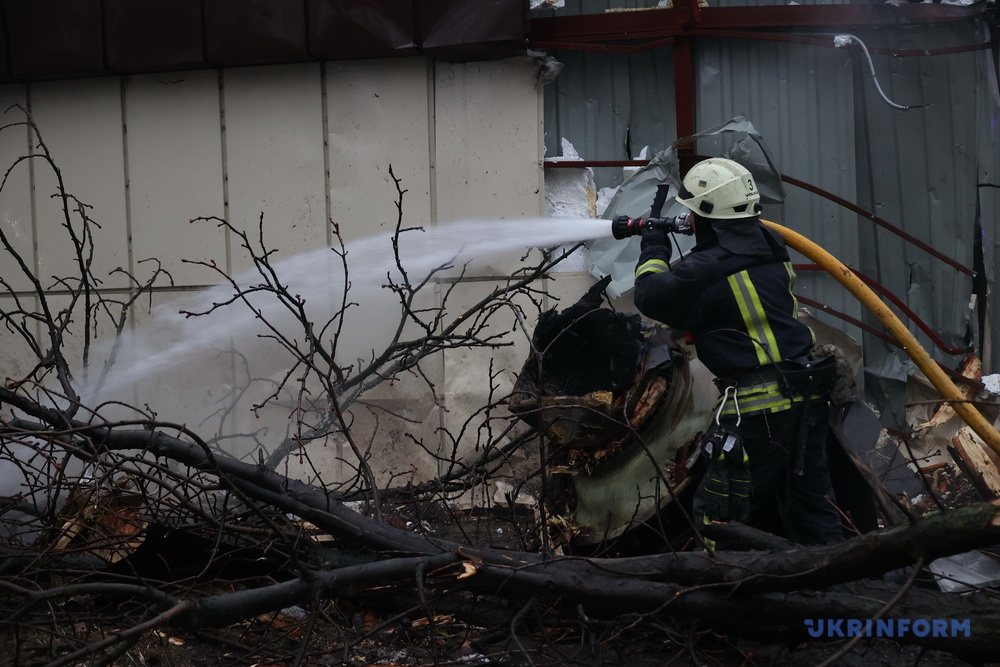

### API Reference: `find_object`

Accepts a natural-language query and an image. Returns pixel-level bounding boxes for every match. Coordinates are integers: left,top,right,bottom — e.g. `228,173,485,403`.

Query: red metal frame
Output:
534,4,990,369
529,33,990,56
795,294,981,390
528,5,985,45
673,36,696,142
794,265,969,357
781,176,974,278
529,3,992,203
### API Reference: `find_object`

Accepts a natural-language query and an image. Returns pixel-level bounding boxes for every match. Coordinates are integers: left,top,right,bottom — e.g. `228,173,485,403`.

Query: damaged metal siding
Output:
692,36,863,353
851,21,997,414
539,12,1000,426
856,24,988,337
543,48,677,173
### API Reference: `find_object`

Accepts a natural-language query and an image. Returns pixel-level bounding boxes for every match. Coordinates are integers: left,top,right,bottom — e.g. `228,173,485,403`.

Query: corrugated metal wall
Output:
541,14,1000,423
693,36,864,351
543,48,677,177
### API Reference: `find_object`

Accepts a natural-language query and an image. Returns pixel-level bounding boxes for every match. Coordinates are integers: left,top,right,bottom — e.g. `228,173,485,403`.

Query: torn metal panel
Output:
854,21,994,375
978,32,1000,369
542,47,677,192
829,399,913,529
584,116,784,298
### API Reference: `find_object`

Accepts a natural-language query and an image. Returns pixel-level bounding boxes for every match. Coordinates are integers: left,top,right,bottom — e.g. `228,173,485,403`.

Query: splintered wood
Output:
920,354,981,429
951,426,1000,499
47,476,146,564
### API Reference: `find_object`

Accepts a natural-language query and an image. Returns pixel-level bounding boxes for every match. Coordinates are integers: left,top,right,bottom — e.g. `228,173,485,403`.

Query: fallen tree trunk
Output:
36,533,994,662
8,411,1000,662
17,413,1000,591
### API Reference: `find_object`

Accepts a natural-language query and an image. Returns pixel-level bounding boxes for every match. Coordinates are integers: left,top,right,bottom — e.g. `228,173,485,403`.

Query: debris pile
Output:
509,275,673,461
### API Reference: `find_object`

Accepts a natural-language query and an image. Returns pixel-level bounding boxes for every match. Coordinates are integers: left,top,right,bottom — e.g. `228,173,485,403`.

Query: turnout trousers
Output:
702,401,845,545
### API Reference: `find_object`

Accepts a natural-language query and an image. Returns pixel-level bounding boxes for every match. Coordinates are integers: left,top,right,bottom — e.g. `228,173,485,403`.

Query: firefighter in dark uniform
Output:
628,157,844,545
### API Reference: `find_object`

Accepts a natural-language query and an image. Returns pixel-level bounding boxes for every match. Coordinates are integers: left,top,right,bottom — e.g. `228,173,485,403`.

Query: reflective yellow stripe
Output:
784,261,816,344
705,483,728,497
718,394,818,416
784,261,800,315
727,270,781,365
636,258,670,277
715,378,823,416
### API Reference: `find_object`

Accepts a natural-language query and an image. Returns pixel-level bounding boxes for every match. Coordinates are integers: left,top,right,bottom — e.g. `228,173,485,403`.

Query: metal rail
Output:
794,265,970,356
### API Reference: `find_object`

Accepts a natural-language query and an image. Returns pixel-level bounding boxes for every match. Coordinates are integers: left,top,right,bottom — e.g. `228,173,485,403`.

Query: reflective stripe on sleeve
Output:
636,258,670,277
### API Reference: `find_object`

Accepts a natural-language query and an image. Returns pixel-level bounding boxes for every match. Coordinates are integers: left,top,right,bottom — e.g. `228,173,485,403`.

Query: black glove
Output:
725,440,752,523
697,427,752,523
698,436,731,522
639,222,672,255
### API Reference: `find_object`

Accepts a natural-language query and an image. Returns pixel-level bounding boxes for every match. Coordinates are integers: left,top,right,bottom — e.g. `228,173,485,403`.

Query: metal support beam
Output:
528,4,986,47
673,37,696,144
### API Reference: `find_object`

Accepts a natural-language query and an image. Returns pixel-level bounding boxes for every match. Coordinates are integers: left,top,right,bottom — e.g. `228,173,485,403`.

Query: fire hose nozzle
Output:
610,215,694,240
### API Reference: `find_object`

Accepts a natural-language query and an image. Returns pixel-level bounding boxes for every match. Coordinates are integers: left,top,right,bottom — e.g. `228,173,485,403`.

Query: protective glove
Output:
724,440,752,523
698,437,731,522
639,222,672,256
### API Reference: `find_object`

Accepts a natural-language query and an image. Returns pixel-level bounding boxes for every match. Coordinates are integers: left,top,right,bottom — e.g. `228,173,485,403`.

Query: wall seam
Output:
120,76,134,305
218,68,231,275
321,61,332,249
427,58,448,476
216,67,237,440
319,59,340,479
23,83,39,348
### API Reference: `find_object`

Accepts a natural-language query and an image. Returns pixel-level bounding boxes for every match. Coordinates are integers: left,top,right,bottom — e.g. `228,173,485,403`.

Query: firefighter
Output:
625,157,844,545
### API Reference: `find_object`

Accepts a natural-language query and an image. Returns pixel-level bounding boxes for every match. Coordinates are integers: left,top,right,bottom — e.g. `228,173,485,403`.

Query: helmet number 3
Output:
744,175,757,197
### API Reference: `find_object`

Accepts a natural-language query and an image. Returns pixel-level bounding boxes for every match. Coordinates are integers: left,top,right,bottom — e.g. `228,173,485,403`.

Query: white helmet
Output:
676,157,761,220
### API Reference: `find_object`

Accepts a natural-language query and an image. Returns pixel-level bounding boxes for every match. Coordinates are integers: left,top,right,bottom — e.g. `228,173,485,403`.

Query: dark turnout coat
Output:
634,216,846,544
633,217,816,407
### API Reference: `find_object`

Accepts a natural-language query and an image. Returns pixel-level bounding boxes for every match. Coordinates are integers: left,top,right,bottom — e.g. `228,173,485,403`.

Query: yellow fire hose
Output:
762,219,1000,458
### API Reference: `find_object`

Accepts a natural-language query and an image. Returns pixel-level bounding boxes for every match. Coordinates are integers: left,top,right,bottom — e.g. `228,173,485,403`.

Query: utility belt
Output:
714,356,836,417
